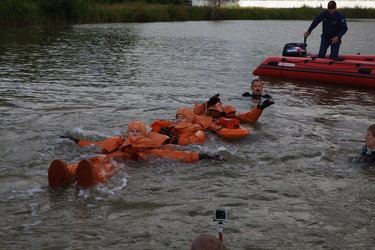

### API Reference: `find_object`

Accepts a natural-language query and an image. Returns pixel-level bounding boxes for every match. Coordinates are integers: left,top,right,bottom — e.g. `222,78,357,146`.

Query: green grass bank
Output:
1,0,375,25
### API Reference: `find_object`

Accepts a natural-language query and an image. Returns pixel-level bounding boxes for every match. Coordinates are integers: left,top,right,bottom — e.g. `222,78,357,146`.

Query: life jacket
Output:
193,115,212,129
209,118,250,139
151,109,208,146
218,117,241,129
172,122,204,136
118,132,200,162
194,102,223,117
171,122,206,146
222,105,236,115
222,105,237,119
120,132,168,150
149,119,175,133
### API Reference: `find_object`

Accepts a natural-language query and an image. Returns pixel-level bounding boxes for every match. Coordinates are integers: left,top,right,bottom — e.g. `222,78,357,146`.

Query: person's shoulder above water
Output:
242,92,272,99
261,93,272,99
359,146,375,164
353,124,375,165
241,92,272,99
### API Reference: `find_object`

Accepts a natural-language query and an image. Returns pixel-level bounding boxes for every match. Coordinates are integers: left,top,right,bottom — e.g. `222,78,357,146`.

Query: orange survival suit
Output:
192,94,274,138
194,101,263,123
48,121,202,188
150,107,211,146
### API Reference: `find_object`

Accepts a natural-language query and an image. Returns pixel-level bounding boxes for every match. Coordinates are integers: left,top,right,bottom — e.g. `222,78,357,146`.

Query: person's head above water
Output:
176,108,195,124
251,79,264,96
190,234,224,250
365,124,375,150
126,121,147,138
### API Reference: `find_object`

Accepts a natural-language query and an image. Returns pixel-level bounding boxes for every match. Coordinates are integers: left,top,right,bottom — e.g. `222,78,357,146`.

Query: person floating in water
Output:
150,107,211,146
194,93,274,123
49,121,225,188
242,79,272,101
192,94,274,138
358,124,375,164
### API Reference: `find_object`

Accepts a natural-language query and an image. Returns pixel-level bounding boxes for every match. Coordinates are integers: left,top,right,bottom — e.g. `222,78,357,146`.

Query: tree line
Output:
1,0,374,25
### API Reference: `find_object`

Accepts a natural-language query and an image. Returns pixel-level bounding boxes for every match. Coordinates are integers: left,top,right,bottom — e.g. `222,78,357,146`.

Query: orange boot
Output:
48,160,75,186
76,156,118,188
76,159,95,188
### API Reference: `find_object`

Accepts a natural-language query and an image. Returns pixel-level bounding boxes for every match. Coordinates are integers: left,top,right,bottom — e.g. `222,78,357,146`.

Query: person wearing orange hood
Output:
50,121,224,188
150,107,211,146
193,94,274,139
194,94,274,123
116,120,204,163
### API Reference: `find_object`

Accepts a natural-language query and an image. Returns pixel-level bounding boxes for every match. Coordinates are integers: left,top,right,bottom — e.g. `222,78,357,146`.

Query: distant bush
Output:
0,0,41,25
1,0,375,25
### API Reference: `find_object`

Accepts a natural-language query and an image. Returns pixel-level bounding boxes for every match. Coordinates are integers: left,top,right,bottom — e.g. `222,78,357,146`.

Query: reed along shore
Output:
1,0,375,25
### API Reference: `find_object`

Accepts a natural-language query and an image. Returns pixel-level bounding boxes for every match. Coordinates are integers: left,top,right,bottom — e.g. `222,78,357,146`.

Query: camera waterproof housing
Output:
213,209,227,223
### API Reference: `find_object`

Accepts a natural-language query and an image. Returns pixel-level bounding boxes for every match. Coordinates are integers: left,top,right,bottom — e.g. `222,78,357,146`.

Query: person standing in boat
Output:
304,1,348,59
242,79,272,101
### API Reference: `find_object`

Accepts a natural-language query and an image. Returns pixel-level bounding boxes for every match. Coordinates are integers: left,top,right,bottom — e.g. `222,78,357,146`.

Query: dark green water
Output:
1,20,375,249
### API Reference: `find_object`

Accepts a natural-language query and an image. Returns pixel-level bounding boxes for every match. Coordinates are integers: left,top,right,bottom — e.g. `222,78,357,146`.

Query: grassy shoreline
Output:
1,0,375,25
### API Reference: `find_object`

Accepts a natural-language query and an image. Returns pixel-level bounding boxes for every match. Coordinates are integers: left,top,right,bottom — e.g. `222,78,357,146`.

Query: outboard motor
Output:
282,42,307,57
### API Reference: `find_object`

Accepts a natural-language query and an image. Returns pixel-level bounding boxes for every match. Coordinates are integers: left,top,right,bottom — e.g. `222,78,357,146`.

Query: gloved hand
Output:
207,94,220,107
199,153,226,161
257,99,275,110
60,135,80,144
158,127,172,137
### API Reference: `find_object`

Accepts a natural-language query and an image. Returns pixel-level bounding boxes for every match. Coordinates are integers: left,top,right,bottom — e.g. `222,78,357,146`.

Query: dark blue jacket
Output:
308,10,348,39
242,92,272,100
358,146,375,164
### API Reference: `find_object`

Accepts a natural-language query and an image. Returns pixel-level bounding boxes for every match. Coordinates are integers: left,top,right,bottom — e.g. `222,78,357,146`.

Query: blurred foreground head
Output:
365,124,375,150
191,234,224,250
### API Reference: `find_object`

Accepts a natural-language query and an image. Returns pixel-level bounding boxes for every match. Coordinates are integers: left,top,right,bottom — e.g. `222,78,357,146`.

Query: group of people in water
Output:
48,79,275,189
47,76,375,189
46,2,373,248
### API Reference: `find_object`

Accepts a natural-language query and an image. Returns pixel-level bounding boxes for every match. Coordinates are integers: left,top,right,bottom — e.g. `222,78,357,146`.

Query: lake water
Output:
1,20,375,249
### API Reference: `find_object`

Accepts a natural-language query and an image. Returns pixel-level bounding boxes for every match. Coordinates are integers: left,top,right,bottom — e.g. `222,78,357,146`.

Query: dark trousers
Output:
318,35,341,59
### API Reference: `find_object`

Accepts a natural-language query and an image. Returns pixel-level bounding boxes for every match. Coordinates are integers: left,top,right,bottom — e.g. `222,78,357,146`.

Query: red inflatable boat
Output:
252,43,375,89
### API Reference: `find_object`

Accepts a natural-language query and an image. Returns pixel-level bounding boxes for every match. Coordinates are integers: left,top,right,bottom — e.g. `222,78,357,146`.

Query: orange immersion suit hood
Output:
127,121,147,135
176,108,195,123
